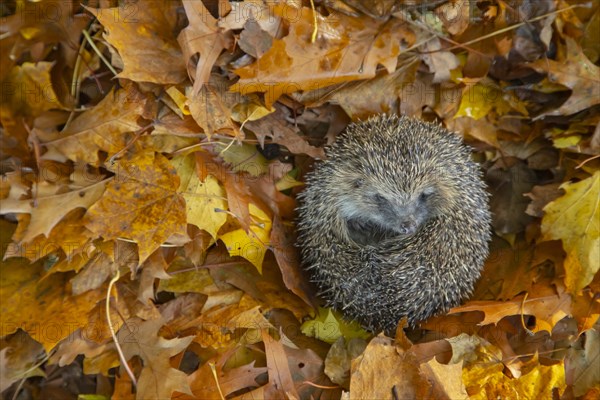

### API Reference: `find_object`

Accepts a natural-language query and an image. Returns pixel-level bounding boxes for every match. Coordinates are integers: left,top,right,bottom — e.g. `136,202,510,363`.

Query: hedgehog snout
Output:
397,218,418,235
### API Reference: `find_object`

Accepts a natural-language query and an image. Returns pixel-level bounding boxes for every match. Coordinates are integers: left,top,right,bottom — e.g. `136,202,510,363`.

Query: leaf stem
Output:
82,29,118,76
106,267,138,387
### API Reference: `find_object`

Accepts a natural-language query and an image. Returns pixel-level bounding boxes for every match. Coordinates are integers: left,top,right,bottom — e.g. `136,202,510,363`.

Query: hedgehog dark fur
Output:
297,115,491,332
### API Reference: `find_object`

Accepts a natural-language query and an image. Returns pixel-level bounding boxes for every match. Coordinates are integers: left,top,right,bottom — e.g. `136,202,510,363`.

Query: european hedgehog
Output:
297,115,491,332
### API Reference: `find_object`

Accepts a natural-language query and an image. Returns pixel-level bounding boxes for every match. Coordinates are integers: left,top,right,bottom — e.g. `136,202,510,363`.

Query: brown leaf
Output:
419,358,469,400
244,104,325,159
42,87,148,166
188,83,241,138
1,179,107,243
87,0,186,84
0,260,104,352
239,19,273,58
529,38,600,116
329,57,420,120
0,330,45,392
349,335,431,399
232,6,414,106
270,216,314,307
118,316,194,400
450,284,572,332
138,251,171,303
84,151,188,263
178,0,233,87
177,349,266,400
1,62,66,118
261,330,301,398
486,158,537,234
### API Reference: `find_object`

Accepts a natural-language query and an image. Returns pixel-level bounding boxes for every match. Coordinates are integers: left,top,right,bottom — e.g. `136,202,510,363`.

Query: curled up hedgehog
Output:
297,115,491,332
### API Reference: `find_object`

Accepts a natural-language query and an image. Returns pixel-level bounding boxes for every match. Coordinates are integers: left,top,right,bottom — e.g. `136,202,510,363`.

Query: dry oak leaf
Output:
232,5,414,107
178,0,232,87
188,83,241,138
0,62,65,118
0,179,107,243
4,209,93,266
529,38,600,116
172,153,227,239
0,330,45,392
261,329,301,399
83,151,187,263
566,328,600,397
177,357,267,400
0,1,89,83
243,104,325,159
86,0,186,84
42,87,148,166
178,1,239,138
117,316,194,400
349,335,431,399
541,171,600,294
0,260,104,352
450,285,572,333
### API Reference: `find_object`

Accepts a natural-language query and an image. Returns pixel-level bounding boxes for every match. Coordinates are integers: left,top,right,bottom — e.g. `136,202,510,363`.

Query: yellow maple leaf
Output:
173,154,227,240
220,204,271,272
1,62,65,119
541,171,600,294
464,349,565,399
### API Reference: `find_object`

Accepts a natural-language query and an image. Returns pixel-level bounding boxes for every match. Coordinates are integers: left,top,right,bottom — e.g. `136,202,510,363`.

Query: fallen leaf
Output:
261,330,300,399
87,0,186,83
450,284,571,333
0,330,45,392
349,335,430,399
41,87,148,166
173,154,228,239
84,151,188,263
565,328,600,397
0,179,107,243
232,5,414,106
301,307,370,345
220,203,271,272
542,171,600,293
1,62,65,118
464,349,565,399
529,38,600,116
118,316,194,400
0,260,104,352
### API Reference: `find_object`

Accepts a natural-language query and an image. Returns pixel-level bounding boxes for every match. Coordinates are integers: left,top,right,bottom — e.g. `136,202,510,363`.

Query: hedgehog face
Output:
336,174,440,246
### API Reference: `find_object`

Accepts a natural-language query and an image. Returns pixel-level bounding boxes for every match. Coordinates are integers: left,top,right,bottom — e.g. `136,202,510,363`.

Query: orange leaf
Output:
84,151,187,263
42,87,148,166
118,317,194,399
231,6,414,107
0,260,104,352
87,0,186,84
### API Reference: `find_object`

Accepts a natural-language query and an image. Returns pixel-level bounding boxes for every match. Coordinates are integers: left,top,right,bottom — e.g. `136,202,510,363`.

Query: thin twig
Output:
309,0,318,43
576,154,600,169
519,292,535,336
82,29,118,76
456,5,581,49
209,362,225,400
106,267,138,387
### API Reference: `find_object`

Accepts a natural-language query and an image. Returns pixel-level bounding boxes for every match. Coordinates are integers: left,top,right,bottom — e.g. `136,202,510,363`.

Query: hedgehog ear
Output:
353,178,364,188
